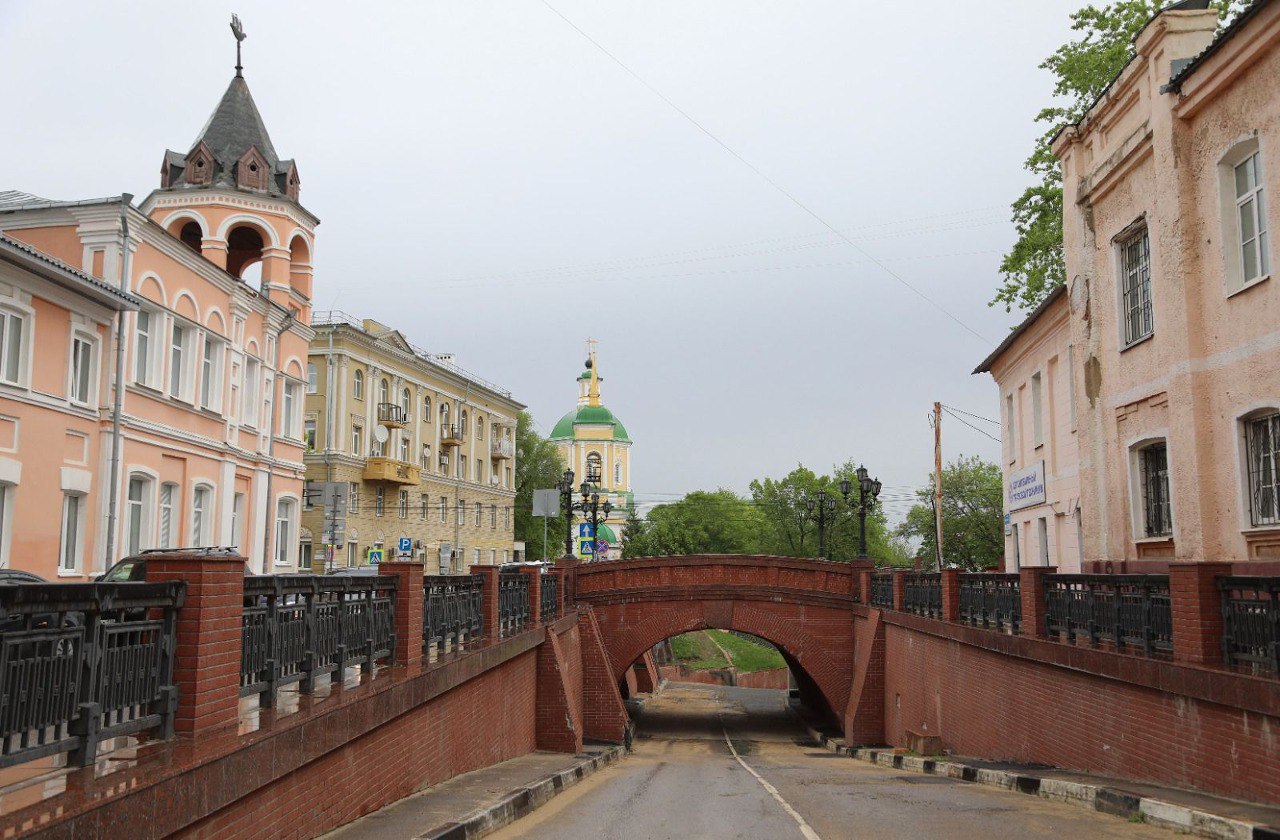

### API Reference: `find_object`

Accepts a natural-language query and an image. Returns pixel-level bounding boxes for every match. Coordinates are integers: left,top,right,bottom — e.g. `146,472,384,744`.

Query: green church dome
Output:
550,405,631,443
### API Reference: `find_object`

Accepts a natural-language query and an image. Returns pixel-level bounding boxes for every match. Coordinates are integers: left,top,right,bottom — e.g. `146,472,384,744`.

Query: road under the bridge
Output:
491,683,1167,840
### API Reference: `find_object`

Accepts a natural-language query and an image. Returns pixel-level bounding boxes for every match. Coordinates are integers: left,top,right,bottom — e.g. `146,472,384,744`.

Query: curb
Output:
415,746,624,840
793,715,1279,840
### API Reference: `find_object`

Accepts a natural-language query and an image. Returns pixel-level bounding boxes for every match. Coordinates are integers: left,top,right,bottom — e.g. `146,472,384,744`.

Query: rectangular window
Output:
71,336,93,405
504,507,509,528
192,486,212,546
242,358,260,427
398,489,408,519
303,479,314,510
1037,517,1049,566
0,309,23,386
229,491,243,549
159,483,175,549
1005,394,1016,463
490,548,496,565
348,482,359,514
491,504,497,529
1246,412,1280,527
375,486,385,517
421,444,431,472
352,425,363,456
275,500,293,567
456,499,464,525
303,419,317,451
307,363,318,394
134,310,153,385
1140,443,1172,537
1067,345,1077,431
475,502,482,527
1235,151,1270,284
1010,522,1021,571
1120,227,1153,345
170,323,187,397
200,337,222,411
60,493,82,573
476,458,483,483
420,494,428,519
1031,372,1043,448
126,476,146,557
347,541,357,568
282,382,300,438
439,496,447,523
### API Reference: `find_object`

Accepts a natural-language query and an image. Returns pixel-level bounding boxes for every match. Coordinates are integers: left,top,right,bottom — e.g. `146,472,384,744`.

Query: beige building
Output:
980,0,1279,570
974,286,1083,571
303,313,522,573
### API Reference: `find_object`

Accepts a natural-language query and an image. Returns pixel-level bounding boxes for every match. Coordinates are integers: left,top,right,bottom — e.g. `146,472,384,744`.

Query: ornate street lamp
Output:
840,465,882,559
577,487,614,562
558,469,576,558
805,489,838,560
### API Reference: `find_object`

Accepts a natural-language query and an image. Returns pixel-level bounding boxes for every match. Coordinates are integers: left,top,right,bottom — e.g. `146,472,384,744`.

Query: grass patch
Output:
670,632,729,669
705,630,786,674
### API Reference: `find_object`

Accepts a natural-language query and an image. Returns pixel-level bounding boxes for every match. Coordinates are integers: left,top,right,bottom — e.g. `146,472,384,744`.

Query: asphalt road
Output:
489,683,1169,840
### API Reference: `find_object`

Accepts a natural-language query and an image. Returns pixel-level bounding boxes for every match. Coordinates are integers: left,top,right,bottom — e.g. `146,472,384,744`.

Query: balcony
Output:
378,402,408,428
363,457,420,485
491,439,514,460
440,423,465,447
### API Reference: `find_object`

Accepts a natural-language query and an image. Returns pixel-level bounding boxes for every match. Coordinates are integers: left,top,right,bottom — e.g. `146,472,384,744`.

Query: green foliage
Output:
623,490,764,558
993,1,1242,313
669,632,729,670
896,455,1004,571
705,631,786,673
513,411,567,561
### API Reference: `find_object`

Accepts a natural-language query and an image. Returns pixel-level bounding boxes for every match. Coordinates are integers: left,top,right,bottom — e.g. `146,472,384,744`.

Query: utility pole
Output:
933,401,944,571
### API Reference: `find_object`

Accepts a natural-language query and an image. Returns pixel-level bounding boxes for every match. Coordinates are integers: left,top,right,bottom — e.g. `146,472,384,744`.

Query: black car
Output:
99,547,251,582
325,566,380,576
0,569,80,633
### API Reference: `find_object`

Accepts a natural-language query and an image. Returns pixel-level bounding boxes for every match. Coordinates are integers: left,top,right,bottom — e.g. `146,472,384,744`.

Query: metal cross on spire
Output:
230,14,247,77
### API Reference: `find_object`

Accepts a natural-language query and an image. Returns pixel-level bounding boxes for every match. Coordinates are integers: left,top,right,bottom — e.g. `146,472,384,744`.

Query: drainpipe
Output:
103,194,133,570
261,311,296,573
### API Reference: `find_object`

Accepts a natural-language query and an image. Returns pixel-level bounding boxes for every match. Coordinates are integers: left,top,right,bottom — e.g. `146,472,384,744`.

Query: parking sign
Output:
398,537,412,556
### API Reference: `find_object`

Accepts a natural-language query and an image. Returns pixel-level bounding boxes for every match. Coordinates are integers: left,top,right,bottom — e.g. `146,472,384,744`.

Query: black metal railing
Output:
904,573,942,618
423,574,483,655
440,423,465,443
498,573,530,635
377,402,408,425
870,573,893,609
0,581,183,769
240,575,396,704
541,575,560,621
1044,574,1172,657
1219,576,1280,676
958,573,1021,633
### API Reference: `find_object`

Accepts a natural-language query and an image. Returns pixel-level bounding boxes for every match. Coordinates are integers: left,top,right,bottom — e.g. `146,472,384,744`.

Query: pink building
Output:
981,0,1279,570
974,286,1083,571
0,59,315,578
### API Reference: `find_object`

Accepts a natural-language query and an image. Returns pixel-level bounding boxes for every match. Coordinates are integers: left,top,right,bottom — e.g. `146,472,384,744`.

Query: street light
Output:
840,464,882,560
558,469,576,558
577,488,614,562
805,489,838,560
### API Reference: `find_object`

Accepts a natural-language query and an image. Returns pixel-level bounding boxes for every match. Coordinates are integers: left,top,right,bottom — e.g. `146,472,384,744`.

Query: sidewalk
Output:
323,745,623,840
794,710,1280,840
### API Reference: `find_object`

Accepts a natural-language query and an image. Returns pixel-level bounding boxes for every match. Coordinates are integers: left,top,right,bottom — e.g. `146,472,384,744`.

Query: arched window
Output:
1219,139,1270,293
586,452,602,484
125,474,154,557
461,409,468,429
615,461,622,485
423,395,431,421
353,369,364,400
192,484,214,547
476,415,484,439
439,403,450,426
379,378,390,405
226,224,266,280
401,387,411,414
179,221,203,253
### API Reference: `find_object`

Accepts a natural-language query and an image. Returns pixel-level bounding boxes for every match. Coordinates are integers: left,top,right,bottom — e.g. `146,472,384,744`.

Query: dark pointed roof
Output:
160,74,298,199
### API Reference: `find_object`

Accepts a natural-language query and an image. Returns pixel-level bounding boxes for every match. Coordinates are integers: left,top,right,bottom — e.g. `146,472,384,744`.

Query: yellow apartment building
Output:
303,313,522,573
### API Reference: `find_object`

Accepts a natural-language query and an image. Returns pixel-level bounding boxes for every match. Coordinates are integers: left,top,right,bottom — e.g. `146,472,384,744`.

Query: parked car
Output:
99,547,251,582
0,569,81,633
325,566,380,576
499,561,551,574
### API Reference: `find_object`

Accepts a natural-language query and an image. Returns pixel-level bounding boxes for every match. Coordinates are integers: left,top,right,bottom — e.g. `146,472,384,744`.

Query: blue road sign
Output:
398,537,412,555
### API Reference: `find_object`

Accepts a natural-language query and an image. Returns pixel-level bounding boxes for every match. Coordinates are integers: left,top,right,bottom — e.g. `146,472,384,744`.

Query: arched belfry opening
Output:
178,221,203,253
226,224,266,281
288,234,312,300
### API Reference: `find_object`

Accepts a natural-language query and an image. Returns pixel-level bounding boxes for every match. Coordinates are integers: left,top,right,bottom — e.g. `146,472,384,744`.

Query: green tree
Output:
897,455,1004,571
513,411,567,560
993,1,1240,313
623,490,764,557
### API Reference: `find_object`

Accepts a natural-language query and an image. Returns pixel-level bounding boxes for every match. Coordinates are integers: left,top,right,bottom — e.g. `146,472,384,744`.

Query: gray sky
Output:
2,0,1082,522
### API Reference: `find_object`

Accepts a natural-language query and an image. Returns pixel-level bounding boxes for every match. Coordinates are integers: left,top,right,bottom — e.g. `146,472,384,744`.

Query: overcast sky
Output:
2,0,1082,522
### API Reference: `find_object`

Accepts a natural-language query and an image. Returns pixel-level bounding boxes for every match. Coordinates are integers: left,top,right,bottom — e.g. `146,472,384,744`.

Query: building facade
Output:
0,57,315,576
549,346,633,560
303,314,521,573
980,0,1279,570
974,287,1083,571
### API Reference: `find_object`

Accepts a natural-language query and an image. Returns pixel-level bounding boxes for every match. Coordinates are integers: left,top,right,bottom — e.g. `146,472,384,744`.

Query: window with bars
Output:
1120,227,1153,345
1140,443,1172,537
398,489,408,519
1246,412,1280,526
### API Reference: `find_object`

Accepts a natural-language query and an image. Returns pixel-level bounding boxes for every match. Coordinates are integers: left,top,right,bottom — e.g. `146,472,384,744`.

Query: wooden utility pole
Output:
933,402,944,570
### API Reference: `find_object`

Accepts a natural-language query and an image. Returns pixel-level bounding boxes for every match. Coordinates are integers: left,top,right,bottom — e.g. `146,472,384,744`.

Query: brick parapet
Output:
472,565,500,639
940,568,960,622
379,561,423,668
891,569,909,612
1019,566,1057,638
145,552,245,737
521,565,543,625
857,569,873,605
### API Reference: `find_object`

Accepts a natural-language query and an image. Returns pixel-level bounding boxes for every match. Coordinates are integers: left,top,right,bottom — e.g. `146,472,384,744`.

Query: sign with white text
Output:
1007,461,1047,511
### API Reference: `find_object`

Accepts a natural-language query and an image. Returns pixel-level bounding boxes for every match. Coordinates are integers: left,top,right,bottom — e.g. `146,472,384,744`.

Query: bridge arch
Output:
575,555,857,724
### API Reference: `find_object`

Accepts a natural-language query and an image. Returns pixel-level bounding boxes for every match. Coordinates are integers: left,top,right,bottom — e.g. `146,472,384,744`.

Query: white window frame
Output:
399,435,410,463
398,489,408,519
1220,140,1271,294
125,473,155,557
353,368,364,401
304,418,317,451
59,492,85,575
169,320,197,402
352,424,364,457
281,378,302,439
159,482,178,549
1031,371,1044,449
0,481,13,569
0,303,32,388
230,491,245,550
191,483,215,547
439,496,447,523
200,334,225,412
69,331,97,407
307,362,318,393
274,497,297,567
242,356,261,428
1005,393,1016,465
132,308,161,388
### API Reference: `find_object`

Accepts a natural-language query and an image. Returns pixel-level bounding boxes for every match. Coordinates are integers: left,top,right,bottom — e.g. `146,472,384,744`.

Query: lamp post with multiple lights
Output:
840,465,883,559
558,467,615,561
805,489,838,560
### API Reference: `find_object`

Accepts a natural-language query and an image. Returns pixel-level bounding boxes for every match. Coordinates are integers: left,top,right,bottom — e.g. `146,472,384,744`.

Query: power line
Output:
940,403,1000,426
538,0,995,345
940,407,1002,444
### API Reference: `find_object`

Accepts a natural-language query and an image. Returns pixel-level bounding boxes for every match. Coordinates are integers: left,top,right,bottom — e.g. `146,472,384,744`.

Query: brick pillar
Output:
1019,566,1056,638
940,568,960,622
549,569,567,618
1170,562,1231,665
472,565,500,639
521,566,543,625
555,556,579,608
850,558,874,602
145,552,245,736
891,569,910,611
379,561,423,668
